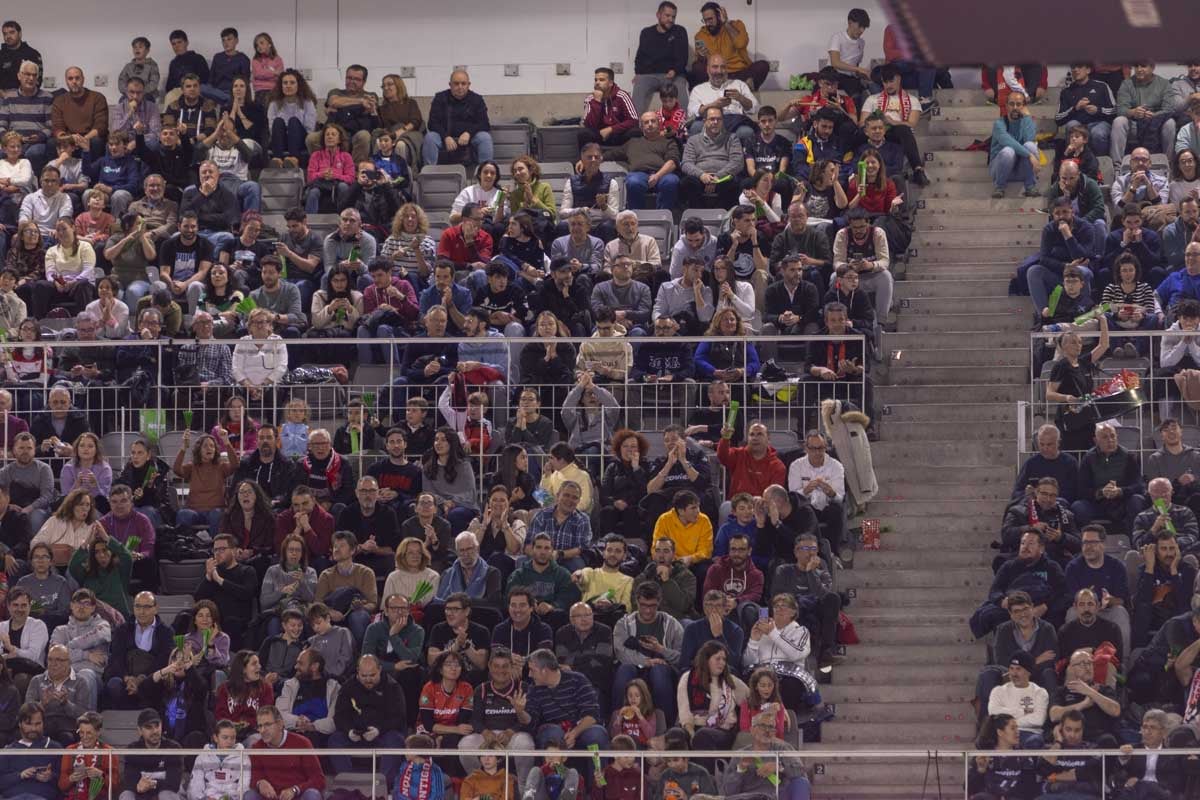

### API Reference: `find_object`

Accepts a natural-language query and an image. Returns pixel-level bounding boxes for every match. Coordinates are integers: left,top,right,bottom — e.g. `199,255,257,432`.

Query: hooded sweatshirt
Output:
716,439,787,499
668,228,717,278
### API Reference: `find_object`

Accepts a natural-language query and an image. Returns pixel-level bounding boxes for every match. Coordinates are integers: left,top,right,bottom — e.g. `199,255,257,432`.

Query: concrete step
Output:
879,527,997,548
884,330,1029,350
918,134,994,150
896,311,1028,332
881,418,1014,442
916,215,1043,232
870,433,1018,463
841,568,992,591
910,244,1032,263
912,229,1040,247
902,268,1017,282
821,720,978,745
823,683,975,706
927,171,1052,190
936,87,1062,106
848,606,974,628
881,402,1019,423
835,662,979,687
815,759,967,788
877,383,1026,405
898,296,1028,315
926,118,1055,136
829,701,978,725
872,465,1014,487
886,365,1028,387
895,279,1011,298
887,346,1026,366
816,784,965,800
851,586,985,608
870,497,1001,518
851,619,987,643
919,197,1045,213
934,106,1057,123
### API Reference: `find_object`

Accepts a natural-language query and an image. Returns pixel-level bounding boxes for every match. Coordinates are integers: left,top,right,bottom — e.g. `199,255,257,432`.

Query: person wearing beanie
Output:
986,650,1049,748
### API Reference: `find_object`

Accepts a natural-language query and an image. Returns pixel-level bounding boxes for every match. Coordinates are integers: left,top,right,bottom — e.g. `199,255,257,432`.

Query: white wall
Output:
17,0,890,100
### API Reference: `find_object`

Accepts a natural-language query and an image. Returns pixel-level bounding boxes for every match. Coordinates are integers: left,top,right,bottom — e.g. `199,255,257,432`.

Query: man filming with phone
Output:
686,54,757,146
343,161,401,233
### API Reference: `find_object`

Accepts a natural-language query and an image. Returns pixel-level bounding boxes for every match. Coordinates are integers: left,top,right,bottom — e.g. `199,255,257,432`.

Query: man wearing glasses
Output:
786,430,847,556
362,593,425,711
431,532,502,611
426,591,491,679
764,533,842,676
1064,525,1132,660
194,533,259,648
47,589,109,710
103,590,174,710
1001,477,1081,569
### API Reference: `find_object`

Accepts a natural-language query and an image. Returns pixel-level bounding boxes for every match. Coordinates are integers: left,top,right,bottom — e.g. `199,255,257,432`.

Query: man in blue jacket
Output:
0,703,60,800
1026,197,1098,312
86,131,144,218
1157,242,1200,313
990,93,1040,198
970,530,1068,639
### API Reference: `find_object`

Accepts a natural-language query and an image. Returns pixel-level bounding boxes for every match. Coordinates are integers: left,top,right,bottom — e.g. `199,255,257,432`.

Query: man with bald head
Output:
687,54,757,145
1045,159,1108,254
49,66,108,162
103,590,175,709
423,69,493,166
1071,423,1148,535
605,112,681,210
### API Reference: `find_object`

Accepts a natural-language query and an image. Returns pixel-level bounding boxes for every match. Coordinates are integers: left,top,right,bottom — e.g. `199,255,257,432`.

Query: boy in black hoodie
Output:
824,265,875,332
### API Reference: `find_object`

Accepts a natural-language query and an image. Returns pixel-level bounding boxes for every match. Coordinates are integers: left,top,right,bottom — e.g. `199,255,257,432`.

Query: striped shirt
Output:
1101,281,1159,313
0,88,52,142
526,668,601,727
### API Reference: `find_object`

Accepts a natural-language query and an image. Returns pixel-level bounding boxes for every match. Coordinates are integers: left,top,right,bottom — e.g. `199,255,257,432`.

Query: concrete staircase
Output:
811,88,1054,799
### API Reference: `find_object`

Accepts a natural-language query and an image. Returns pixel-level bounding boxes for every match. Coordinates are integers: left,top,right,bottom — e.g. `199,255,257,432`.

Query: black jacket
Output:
333,673,405,734
1055,79,1117,128
180,185,239,232
763,279,820,329
103,617,175,683
120,738,183,795
0,42,42,91
343,182,402,230
634,24,689,75
194,562,259,630
426,90,491,139
233,451,299,509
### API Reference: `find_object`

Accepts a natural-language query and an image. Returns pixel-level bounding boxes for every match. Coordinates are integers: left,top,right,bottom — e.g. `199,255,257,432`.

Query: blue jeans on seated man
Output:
612,662,677,723
356,324,407,365
990,143,1039,191
1026,265,1094,313
625,170,680,210
219,176,262,213
175,507,222,537
199,229,236,252
421,131,495,166
328,729,406,777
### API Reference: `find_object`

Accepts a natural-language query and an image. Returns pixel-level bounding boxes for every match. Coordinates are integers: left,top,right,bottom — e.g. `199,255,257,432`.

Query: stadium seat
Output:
416,164,468,213
682,207,727,238
159,560,207,595
633,209,675,256
491,123,533,162
538,126,586,162
100,710,143,745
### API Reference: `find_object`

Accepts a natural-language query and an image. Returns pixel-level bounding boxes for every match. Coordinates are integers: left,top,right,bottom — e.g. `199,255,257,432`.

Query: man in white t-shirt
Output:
827,8,872,99
686,55,757,146
858,64,930,186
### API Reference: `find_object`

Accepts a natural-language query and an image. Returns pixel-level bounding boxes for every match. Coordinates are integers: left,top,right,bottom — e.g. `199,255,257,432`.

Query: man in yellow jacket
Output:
689,3,770,90
652,489,714,601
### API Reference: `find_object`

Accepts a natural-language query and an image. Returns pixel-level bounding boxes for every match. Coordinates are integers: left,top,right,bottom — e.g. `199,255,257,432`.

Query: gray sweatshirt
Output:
681,130,744,179
48,614,111,675
561,383,620,450
613,611,684,668
25,672,90,730
425,461,479,512
590,279,651,325
307,625,355,678
14,572,74,622
260,564,318,615
0,460,55,511
250,282,306,328
651,278,714,322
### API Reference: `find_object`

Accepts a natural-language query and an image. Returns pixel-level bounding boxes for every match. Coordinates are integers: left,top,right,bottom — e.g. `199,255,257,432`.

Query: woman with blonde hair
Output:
696,308,760,382
383,537,441,610
378,74,425,167
381,203,436,286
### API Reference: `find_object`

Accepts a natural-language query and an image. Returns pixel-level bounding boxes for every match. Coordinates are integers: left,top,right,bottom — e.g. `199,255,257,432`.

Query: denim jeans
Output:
421,130,494,166
990,144,1038,190
220,176,261,213
328,729,405,778
176,507,222,537
1027,264,1094,312
305,181,350,213
625,170,680,210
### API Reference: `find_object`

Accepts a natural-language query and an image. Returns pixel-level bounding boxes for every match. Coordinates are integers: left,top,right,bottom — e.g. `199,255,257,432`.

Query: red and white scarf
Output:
877,88,912,122
398,761,434,800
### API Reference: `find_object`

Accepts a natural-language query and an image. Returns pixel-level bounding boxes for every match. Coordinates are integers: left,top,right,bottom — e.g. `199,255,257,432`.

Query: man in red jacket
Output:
717,421,787,502
248,705,325,800
580,67,639,148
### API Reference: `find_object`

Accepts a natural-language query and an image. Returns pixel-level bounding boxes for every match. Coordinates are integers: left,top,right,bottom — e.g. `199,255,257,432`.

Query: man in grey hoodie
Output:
47,588,111,710
680,106,743,209
669,217,718,278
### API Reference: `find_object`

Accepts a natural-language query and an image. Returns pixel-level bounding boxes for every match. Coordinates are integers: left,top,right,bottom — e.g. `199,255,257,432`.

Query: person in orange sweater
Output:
716,421,787,501
460,749,518,800
59,712,119,800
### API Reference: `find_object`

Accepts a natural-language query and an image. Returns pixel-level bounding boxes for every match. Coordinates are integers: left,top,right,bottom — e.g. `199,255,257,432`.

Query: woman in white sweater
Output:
382,536,441,607
744,593,822,712
449,161,503,225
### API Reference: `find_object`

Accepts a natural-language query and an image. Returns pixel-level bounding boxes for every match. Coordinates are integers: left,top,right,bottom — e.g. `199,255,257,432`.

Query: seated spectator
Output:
708,255,758,334
399,491,452,571
690,4,769,89
787,430,848,555
652,258,714,337
275,485,334,568
975,590,1058,718
457,645,536,775
793,115,854,192
48,587,109,701
189,720,248,800
687,55,756,146
1058,588,1126,670
0,59,52,171
315,531,378,647
27,644,91,744
330,654,407,778
1112,63,1177,162
975,527,1072,643
1102,252,1162,357
529,479,595,569
634,537,696,621
681,107,744,209
343,160,402,232
653,489,714,580
858,67,931,186
1169,147,1200,208
83,132,142,220
669,217,718,278
305,603,355,681
1133,476,1199,551
259,608,305,693
767,534,842,672
631,2,690,112
1164,194,1200,272
265,69,317,168
612,578,685,724
50,66,108,161
1052,124,1102,185
683,586,747,679
540,442,596,515
1000,477,1080,567
0,587,47,672
432,532,502,609
14,543,70,631
35,217,96,318
763,253,821,341
610,116,682,213
695,308,760,387
275,648,337,747
145,126,195,202
1049,649,1122,742
1112,148,1170,232
561,370,620,456
598,429,653,540
214,649,275,743
986,651,1048,749
717,423,787,502
1055,63,1116,157
848,148,902,226
508,533,580,629
769,202,834,296
551,212,606,291
371,131,413,201
31,489,96,568
723,710,809,800
422,70,493,167
744,592,820,708
1099,205,1164,290
338,475,401,574
520,648,609,770
833,208,893,326
1071,422,1147,533
66,527,131,619
426,591,492,679
180,160,239,252
580,67,637,148
361,593,424,713
193,534,258,649
246,705,325,800
631,316,694,382
304,125,354,213
990,92,1041,198
173,430,237,536
0,701,61,795
1133,531,1198,647
655,69,686,141
260,534,318,638
1110,708,1191,796
493,588,553,671
676,640,747,752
